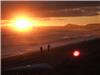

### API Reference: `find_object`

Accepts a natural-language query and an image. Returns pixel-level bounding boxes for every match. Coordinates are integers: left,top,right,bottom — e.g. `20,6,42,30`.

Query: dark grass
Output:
2,38,100,75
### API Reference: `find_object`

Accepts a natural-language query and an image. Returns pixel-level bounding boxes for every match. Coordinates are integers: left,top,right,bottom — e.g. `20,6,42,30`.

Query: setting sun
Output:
9,15,37,32
15,19,32,31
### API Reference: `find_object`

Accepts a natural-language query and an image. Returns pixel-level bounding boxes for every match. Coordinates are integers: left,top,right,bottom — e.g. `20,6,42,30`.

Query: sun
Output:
12,17,35,32
9,14,39,32
15,19,32,30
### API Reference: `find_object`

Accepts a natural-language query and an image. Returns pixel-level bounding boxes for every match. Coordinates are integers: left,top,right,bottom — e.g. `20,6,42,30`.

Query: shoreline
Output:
2,36,99,59
2,38,100,70
1,37,99,59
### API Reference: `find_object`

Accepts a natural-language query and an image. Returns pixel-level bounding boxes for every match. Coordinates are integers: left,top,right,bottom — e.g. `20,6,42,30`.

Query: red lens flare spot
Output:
73,50,80,57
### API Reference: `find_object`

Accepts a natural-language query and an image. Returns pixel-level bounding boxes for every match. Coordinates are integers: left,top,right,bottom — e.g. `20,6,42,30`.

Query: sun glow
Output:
10,16,37,32
15,19,32,31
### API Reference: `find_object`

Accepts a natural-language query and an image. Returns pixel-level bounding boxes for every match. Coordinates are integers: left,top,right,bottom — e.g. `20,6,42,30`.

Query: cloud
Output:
1,1,100,19
45,6,100,17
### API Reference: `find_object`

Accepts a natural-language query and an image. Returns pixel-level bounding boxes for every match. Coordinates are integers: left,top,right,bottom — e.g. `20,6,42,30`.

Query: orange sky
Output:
34,15,100,26
1,1,100,27
2,15,100,27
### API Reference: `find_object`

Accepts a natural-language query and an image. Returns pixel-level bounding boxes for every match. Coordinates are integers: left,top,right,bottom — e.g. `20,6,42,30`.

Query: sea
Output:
1,26,100,58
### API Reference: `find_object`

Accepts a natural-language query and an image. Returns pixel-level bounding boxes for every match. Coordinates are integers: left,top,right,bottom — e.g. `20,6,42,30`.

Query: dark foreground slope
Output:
2,38,100,75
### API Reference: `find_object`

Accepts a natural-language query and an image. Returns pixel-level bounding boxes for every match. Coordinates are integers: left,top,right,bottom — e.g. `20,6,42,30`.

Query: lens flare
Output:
73,50,80,57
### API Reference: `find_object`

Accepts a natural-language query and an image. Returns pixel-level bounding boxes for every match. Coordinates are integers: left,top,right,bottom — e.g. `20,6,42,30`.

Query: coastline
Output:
2,35,99,59
2,37,100,70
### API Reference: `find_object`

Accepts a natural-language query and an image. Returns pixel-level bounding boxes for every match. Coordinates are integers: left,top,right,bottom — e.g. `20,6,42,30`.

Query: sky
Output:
1,1,100,26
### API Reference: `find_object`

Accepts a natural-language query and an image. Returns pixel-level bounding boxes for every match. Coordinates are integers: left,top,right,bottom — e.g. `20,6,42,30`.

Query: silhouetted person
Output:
47,44,50,52
40,46,43,53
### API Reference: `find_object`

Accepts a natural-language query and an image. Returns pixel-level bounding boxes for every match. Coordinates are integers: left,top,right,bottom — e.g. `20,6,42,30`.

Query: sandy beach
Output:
2,38,100,73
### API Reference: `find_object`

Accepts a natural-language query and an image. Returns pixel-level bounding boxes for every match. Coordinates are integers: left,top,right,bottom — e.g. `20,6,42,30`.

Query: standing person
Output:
40,46,43,53
47,44,50,52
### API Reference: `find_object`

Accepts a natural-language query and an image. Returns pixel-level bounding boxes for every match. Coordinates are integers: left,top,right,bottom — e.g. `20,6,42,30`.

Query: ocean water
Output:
1,26,100,58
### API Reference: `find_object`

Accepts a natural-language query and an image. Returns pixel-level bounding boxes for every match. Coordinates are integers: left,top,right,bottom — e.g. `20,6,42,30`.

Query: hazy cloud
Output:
1,1,100,19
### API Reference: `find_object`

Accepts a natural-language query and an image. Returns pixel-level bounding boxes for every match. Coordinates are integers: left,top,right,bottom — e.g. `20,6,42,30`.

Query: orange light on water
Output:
73,50,80,57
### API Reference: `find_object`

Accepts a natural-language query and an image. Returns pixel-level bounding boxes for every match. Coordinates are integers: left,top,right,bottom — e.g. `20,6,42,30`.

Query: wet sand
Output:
2,38,100,75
